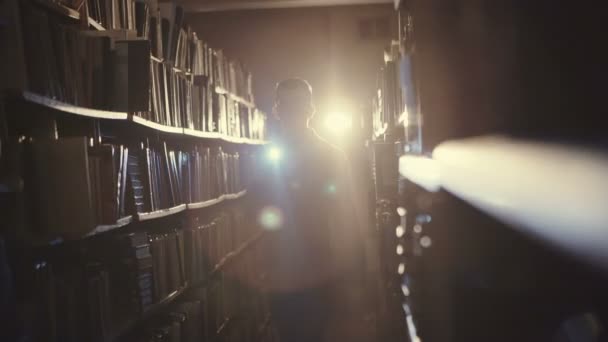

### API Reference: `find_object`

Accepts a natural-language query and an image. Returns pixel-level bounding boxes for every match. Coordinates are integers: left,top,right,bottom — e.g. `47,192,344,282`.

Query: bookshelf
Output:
85,215,134,237
215,86,256,108
13,91,268,145
2,0,275,341
21,91,129,120
136,203,188,221
187,190,247,210
34,0,106,31
130,114,185,135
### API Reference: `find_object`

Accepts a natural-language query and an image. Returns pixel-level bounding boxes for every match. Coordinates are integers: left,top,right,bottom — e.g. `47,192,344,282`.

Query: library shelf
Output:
15,92,268,145
116,231,264,339
186,190,247,210
20,91,128,120
215,86,255,108
130,114,184,134
111,285,189,341
183,128,268,145
85,215,133,237
211,230,265,275
34,0,105,30
136,204,187,221
183,128,223,139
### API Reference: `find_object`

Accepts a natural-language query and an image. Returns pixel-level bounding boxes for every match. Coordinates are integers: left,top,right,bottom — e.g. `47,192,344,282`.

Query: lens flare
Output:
267,147,282,161
258,206,283,231
324,112,352,136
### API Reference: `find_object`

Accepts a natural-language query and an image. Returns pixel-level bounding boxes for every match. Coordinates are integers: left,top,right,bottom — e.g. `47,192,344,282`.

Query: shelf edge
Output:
130,115,184,134
136,204,187,221
21,91,128,120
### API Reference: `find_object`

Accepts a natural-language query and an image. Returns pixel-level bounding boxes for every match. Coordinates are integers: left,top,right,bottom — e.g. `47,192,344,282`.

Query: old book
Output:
30,137,95,237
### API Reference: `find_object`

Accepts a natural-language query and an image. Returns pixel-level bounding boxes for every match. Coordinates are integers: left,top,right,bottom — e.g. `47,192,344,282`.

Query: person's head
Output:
274,78,315,133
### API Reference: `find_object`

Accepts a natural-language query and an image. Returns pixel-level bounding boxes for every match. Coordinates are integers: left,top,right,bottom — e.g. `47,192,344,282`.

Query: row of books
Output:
149,231,186,301
19,0,266,140
72,0,255,104
127,143,244,214
27,137,246,238
24,208,264,342
20,2,150,112
85,0,140,31
372,41,421,152
145,58,266,140
20,3,112,110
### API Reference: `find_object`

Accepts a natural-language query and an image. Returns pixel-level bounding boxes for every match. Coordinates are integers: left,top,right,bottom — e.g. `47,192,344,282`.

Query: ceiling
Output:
181,0,392,13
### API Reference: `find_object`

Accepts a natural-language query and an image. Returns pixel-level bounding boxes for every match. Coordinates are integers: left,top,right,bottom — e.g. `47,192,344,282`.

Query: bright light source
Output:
259,206,284,231
267,146,282,162
324,112,352,136
396,225,405,238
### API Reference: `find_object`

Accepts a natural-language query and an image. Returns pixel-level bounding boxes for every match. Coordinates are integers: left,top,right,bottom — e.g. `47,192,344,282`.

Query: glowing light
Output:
396,244,404,255
399,155,441,192
401,284,410,296
420,236,432,248
397,207,407,217
413,224,422,234
323,112,352,137
398,263,405,275
258,206,283,230
396,225,405,238
267,146,282,162
325,182,337,194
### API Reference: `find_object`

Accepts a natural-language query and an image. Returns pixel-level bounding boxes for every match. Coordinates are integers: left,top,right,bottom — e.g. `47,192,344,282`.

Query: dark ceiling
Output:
181,0,392,13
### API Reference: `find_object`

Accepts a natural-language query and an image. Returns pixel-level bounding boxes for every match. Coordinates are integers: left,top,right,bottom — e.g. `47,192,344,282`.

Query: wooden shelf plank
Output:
183,128,222,139
136,204,187,221
15,92,267,145
111,285,188,341
183,128,267,145
186,197,224,210
186,190,247,210
35,0,106,30
85,215,133,237
21,91,128,120
130,115,184,134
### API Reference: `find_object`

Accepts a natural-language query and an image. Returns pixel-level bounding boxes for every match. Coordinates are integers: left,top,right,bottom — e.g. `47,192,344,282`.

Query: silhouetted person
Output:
254,79,367,342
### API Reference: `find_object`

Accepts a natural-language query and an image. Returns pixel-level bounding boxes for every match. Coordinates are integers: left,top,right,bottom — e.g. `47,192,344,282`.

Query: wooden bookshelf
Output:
183,128,223,140
130,114,185,134
110,285,189,341
34,0,106,30
15,91,268,144
85,215,133,237
215,86,255,108
21,91,128,120
186,197,224,210
8,2,274,340
183,128,267,145
136,203,188,221
115,230,265,340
